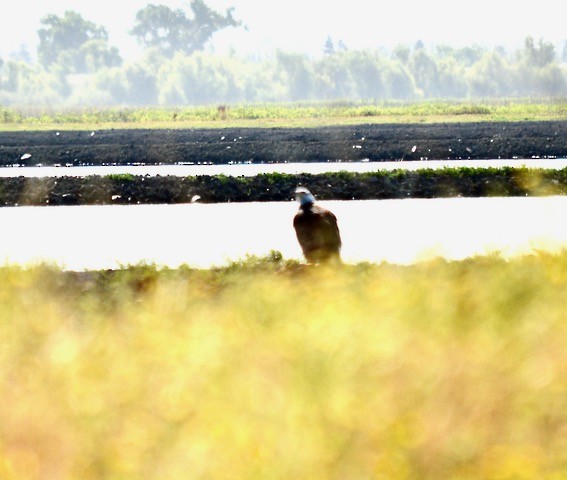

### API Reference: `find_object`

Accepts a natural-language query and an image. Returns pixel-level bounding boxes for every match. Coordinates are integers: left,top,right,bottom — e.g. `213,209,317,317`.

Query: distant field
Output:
1,99,566,130
0,252,565,479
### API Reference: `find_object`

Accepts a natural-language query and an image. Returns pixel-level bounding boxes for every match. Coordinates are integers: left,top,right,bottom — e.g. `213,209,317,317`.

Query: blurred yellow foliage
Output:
0,254,566,479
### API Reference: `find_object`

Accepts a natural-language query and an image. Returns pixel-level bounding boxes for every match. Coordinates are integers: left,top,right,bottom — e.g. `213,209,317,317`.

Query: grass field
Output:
1,252,566,479
1,99,566,130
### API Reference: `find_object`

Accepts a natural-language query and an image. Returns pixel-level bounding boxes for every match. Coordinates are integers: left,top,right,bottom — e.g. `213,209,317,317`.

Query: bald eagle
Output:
293,187,342,264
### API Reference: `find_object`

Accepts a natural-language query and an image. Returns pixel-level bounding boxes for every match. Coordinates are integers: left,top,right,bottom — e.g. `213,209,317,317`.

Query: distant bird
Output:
293,187,342,264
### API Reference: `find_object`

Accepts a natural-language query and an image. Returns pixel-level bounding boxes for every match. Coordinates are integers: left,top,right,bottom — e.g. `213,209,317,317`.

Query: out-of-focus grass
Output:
0,253,566,480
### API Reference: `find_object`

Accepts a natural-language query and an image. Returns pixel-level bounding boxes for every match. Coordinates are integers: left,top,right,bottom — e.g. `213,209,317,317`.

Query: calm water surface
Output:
1,158,566,178
1,196,566,270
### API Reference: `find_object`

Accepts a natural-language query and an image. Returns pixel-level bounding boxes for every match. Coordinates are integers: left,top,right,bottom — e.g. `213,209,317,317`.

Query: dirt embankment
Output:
0,167,566,207
0,121,566,206
1,121,566,167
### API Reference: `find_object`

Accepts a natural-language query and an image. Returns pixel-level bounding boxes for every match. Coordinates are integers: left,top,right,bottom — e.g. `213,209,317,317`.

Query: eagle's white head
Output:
295,187,316,206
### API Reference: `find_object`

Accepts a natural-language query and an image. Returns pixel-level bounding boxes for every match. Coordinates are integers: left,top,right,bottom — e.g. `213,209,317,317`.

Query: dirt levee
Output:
1,121,566,166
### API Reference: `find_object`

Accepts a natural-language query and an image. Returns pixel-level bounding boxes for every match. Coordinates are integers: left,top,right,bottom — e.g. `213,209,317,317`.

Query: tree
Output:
316,53,354,99
346,51,385,100
383,61,417,99
130,0,241,57
0,60,66,104
392,44,410,64
155,52,246,105
466,51,511,97
96,63,158,105
410,47,440,97
436,45,485,67
276,51,314,100
323,37,335,56
9,45,33,64
37,11,122,72
521,37,556,68
436,57,467,98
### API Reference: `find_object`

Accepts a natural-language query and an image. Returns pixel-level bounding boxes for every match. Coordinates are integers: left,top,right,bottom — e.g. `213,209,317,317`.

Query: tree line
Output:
0,0,566,106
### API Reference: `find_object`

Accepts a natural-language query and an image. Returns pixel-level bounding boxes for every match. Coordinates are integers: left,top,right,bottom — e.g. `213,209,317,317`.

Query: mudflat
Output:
1,121,566,166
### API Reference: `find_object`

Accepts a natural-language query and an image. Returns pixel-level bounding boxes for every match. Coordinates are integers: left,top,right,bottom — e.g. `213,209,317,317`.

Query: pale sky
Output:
0,0,564,60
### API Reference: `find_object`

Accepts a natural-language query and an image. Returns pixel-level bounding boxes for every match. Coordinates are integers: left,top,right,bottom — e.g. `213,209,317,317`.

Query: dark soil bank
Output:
1,168,566,206
1,121,566,166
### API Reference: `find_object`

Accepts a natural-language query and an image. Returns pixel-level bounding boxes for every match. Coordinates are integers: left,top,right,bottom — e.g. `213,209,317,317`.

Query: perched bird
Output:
293,187,342,264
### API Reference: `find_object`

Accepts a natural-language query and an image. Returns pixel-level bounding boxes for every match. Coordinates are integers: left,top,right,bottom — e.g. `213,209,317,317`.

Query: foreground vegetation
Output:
2,167,566,206
1,100,567,130
0,252,566,479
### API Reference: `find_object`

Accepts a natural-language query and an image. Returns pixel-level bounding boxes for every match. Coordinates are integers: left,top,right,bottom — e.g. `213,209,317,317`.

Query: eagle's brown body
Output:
293,197,342,264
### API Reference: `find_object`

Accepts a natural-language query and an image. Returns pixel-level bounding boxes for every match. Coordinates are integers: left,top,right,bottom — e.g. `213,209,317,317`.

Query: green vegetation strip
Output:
1,167,566,206
1,251,566,478
1,100,566,130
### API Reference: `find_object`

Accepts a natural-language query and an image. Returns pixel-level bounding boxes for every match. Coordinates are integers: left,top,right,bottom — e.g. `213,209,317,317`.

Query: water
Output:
0,158,566,178
1,196,566,270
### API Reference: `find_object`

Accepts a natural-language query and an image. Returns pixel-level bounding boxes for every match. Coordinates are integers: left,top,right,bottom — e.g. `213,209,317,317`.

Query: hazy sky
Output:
0,0,564,59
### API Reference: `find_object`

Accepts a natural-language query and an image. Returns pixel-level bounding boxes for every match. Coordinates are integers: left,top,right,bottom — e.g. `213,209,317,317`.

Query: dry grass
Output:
0,253,566,479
